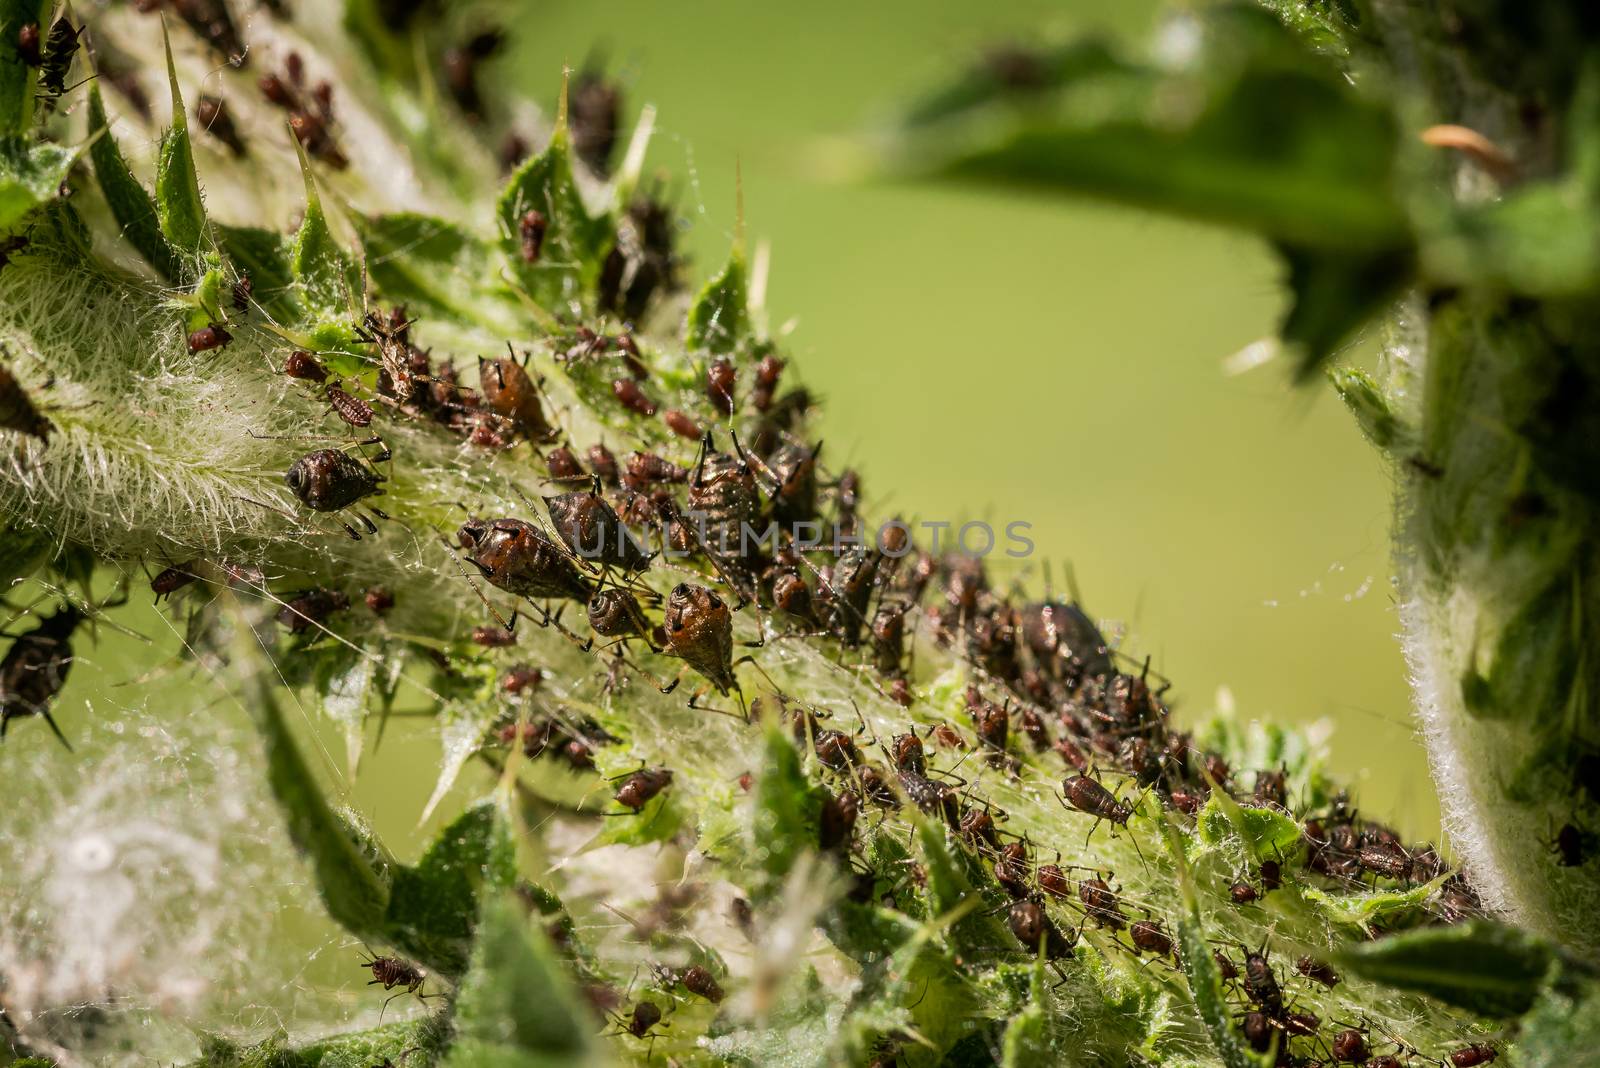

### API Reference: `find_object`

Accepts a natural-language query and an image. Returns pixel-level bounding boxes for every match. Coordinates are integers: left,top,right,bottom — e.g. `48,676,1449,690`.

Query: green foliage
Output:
495,119,611,309
359,212,519,331
686,245,751,351
155,32,208,259
86,83,181,281
0,0,45,136
1335,920,1558,1018
291,146,357,320
0,138,73,235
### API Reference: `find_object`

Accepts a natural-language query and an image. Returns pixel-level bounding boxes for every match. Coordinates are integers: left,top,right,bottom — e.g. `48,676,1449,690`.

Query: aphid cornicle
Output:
275,588,350,633
614,767,673,812
544,488,652,573
0,361,53,440
286,448,385,513
458,518,594,603
661,583,738,695
1,605,84,748
1007,900,1075,960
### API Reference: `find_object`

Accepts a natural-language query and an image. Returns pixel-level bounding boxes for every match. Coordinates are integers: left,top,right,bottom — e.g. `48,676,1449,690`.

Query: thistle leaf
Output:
155,27,208,258
291,141,356,319
686,245,751,351
359,211,518,331
86,82,181,281
495,120,610,310
385,800,517,978
1335,919,1557,1018
0,137,73,234
216,223,300,322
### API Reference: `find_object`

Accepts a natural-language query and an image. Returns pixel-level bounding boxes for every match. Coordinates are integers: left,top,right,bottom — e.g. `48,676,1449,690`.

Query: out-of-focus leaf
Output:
1330,365,1408,450
0,0,45,136
1335,919,1557,1018
883,6,1412,376
445,892,601,1068
155,29,208,258
495,121,610,311
914,817,1010,955
750,723,820,901
1302,875,1447,931
1516,966,1600,1068
386,800,517,978
241,630,394,943
999,957,1050,1067
292,141,356,318
0,138,73,235
190,1019,445,1067
87,82,180,281
359,211,517,330
686,245,750,351
1196,787,1302,861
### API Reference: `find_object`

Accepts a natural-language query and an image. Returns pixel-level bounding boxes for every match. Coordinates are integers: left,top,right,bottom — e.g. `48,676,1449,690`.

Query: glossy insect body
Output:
478,354,553,440
17,21,39,65
276,588,350,633
614,768,673,812
1020,600,1112,686
1450,1046,1497,1067
284,350,328,382
587,588,652,643
0,606,83,747
1129,919,1172,956
687,439,761,557
1242,949,1282,1015
1078,876,1126,929
612,378,656,416
1061,774,1133,826
889,731,926,776
959,807,1001,853
993,842,1032,899
1230,881,1260,905
151,563,199,601
37,17,81,101
819,548,878,645
518,209,547,263
0,362,52,440
187,323,232,353
1007,900,1075,959
1240,1012,1273,1053
706,358,736,414
1037,863,1071,899
662,583,737,695
458,518,593,602
624,1001,662,1039
545,489,651,572
1296,955,1339,988
287,448,384,513
819,789,858,851
1331,1028,1367,1063
680,965,724,1003
1357,839,1413,881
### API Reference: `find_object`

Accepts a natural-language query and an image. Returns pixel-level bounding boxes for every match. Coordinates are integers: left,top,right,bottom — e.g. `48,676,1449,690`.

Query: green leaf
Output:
358,211,517,330
999,957,1050,1067
495,122,610,310
1335,919,1557,1018
385,800,517,979
216,223,300,322
1517,968,1600,1068
445,892,601,1068
885,6,1412,375
686,245,751,351
155,28,208,258
749,723,821,900
0,0,45,136
189,1020,445,1068
86,82,181,281
1330,365,1408,450
240,630,394,946
0,138,74,234
1195,787,1302,861
291,141,357,318
1301,875,1447,931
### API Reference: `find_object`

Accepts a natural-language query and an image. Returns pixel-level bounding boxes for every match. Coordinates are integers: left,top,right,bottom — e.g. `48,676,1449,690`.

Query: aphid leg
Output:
659,664,686,695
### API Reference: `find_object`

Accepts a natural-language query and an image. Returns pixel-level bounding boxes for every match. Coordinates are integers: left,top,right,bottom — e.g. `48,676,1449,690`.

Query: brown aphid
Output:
662,584,738,695
1253,767,1287,807
614,767,673,812
545,488,652,572
518,209,547,264
286,448,384,514
0,362,53,440
151,563,198,601
17,21,40,65
502,665,542,694
1357,839,1414,882
1242,948,1282,1014
772,572,816,623
478,353,554,440
1169,787,1205,815
1331,1028,1367,1063
364,586,394,616
1129,919,1172,956
622,451,687,491
1281,1010,1320,1041
36,17,82,102
889,731,926,775
889,677,912,707
1,605,84,748
1078,875,1126,929
284,349,328,382
357,309,421,405
169,0,246,66
1296,955,1339,988
440,29,502,120
819,789,858,851
1212,949,1238,981
327,386,375,428
1060,774,1133,827
276,588,350,633
663,408,701,441
231,272,253,313
959,807,1001,853
1240,1011,1273,1053
1258,859,1281,892
1449,1045,1497,1067
289,110,348,168
187,323,232,353
812,728,860,771
1229,880,1260,905
363,953,425,1008
706,358,736,414
471,622,517,647
586,444,619,485
622,1000,662,1039
195,95,247,156
871,602,906,677
1553,822,1588,867
587,588,652,641
930,723,963,749
569,68,622,174
545,446,585,483
856,763,898,807
993,841,1032,898
612,377,657,417
1037,863,1071,899
680,964,724,1003
469,422,510,449
614,333,650,380
752,352,784,411
1007,900,1075,959
457,518,593,603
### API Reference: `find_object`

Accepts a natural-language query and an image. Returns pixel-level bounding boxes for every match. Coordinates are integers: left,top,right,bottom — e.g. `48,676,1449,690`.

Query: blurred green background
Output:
508,0,1438,836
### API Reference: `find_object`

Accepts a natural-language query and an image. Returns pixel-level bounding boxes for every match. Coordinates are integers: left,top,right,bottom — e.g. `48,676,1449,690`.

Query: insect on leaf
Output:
358,211,520,332
0,0,47,136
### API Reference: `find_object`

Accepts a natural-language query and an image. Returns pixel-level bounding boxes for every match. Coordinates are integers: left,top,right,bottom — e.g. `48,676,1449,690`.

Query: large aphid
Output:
284,446,387,538
686,434,762,561
1,605,83,748
661,583,737,695
544,487,652,573
458,517,593,603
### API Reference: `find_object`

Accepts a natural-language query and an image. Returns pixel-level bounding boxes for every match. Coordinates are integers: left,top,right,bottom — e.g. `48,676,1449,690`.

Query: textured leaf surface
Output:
0,137,72,234
686,245,751,351
495,124,610,310
359,211,517,329
87,83,181,280
156,31,208,257
1336,920,1556,1018
292,144,356,318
